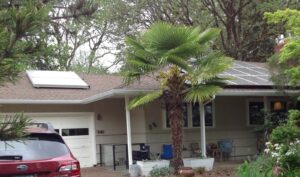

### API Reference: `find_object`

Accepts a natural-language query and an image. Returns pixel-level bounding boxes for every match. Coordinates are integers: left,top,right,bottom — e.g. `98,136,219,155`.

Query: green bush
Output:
149,166,170,177
236,155,275,177
284,168,300,177
238,110,300,177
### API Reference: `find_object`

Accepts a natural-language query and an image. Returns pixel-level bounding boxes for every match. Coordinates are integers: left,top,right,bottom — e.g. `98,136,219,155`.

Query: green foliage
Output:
239,110,300,177
0,113,32,141
124,22,232,108
265,9,300,87
0,0,50,84
236,155,275,177
149,166,171,177
284,168,300,177
270,110,300,144
128,91,163,109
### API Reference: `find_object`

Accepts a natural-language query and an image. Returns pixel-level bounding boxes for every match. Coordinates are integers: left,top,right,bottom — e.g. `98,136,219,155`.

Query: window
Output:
164,102,214,128
247,100,288,126
192,102,213,127
270,100,288,124
62,128,89,136
166,103,188,128
0,134,69,160
247,101,265,125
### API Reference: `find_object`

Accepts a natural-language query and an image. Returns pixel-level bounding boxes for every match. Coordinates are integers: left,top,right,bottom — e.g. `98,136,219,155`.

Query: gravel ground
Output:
81,161,240,177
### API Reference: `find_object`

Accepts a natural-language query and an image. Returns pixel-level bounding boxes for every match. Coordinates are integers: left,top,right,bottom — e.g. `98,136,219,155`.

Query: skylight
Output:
26,70,89,89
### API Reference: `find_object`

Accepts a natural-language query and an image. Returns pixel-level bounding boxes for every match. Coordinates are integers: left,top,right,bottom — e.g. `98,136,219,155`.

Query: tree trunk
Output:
164,66,185,174
168,100,184,174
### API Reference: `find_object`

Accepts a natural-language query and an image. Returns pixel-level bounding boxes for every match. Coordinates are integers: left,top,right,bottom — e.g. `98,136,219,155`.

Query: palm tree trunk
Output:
167,101,184,174
165,66,185,174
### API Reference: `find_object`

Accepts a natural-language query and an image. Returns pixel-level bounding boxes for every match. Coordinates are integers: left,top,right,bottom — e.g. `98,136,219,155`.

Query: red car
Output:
0,123,81,177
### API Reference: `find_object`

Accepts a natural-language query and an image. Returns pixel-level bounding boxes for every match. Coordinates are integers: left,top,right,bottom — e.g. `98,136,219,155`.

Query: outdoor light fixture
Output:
273,101,283,111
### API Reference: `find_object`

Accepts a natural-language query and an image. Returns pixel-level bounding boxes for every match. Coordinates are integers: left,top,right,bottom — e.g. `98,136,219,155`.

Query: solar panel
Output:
220,61,272,86
26,70,89,89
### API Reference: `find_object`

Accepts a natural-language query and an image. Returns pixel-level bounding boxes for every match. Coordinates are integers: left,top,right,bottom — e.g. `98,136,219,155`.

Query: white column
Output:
200,103,207,157
125,96,133,165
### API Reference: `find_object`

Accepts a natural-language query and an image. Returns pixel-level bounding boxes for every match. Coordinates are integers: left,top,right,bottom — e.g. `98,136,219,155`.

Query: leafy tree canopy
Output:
265,9,300,86
0,0,49,84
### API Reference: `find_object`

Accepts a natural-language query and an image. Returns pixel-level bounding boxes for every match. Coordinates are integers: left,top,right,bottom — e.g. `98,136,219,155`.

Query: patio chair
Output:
207,142,222,160
217,139,234,161
190,142,201,157
132,143,150,161
161,144,173,159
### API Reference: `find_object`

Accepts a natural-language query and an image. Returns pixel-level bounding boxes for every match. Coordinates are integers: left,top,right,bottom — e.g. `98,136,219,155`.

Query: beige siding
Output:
1,95,276,163
143,96,258,158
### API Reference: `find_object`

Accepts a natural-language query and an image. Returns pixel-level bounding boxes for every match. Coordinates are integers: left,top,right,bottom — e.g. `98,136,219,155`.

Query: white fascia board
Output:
82,89,155,104
0,99,82,104
217,89,299,96
0,89,154,104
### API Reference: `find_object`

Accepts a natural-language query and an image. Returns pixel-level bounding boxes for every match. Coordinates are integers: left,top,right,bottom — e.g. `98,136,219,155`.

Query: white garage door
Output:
27,113,96,168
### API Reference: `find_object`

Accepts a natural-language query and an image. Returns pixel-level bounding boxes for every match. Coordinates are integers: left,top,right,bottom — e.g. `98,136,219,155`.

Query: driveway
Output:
81,167,127,177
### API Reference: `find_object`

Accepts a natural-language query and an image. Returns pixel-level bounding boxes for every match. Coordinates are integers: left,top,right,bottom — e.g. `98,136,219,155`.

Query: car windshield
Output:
0,133,69,161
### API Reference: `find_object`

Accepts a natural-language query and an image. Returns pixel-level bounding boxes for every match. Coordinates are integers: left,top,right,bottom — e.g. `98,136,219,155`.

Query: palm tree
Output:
123,22,232,174
0,113,31,141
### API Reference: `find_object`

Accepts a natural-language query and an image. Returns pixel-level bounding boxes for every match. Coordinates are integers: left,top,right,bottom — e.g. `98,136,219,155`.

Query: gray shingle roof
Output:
0,61,277,103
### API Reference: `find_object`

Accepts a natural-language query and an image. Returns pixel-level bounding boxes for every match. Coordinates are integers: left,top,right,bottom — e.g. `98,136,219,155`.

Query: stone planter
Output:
183,157,214,170
136,160,170,177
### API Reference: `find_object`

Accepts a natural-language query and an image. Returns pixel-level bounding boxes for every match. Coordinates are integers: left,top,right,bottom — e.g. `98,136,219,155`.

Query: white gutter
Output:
0,89,154,104
0,88,297,104
0,99,82,104
82,89,155,104
217,89,299,96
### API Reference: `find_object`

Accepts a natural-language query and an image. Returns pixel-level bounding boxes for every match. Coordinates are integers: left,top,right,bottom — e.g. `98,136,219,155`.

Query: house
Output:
0,61,297,168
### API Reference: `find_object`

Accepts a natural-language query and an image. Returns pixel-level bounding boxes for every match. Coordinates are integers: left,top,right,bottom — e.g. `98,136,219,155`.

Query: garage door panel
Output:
27,113,95,168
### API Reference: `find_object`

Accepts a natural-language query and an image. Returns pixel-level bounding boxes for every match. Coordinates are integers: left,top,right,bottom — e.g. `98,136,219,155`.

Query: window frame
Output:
162,101,216,129
246,98,288,126
246,99,265,126
61,128,89,136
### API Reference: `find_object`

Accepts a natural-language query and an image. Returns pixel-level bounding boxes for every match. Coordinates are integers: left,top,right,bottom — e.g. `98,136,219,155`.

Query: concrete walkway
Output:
81,166,127,177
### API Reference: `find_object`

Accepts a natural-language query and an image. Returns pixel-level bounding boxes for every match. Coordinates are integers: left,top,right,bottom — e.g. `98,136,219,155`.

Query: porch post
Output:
263,96,268,123
125,96,133,165
200,103,207,157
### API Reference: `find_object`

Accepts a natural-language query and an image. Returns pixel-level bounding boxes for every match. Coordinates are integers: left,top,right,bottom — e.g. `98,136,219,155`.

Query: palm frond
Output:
0,113,31,141
142,23,193,53
161,55,191,72
184,85,222,103
125,37,145,50
197,28,221,45
127,53,157,69
165,42,204,58
123,71,142,85
128,90,163,109
192,52,233,82
204,77,232,87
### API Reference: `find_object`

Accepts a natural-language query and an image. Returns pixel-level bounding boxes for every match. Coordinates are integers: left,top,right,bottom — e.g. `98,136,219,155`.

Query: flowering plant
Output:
265,139,300,169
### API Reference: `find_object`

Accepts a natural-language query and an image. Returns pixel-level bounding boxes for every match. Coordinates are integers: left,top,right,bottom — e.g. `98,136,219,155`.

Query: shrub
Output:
237,110,300,177
149,166,170,177
265,139,300,169
236,155,275,177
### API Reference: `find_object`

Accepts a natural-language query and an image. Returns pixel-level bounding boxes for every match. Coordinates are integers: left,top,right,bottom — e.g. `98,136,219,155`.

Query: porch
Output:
95,94,289,170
